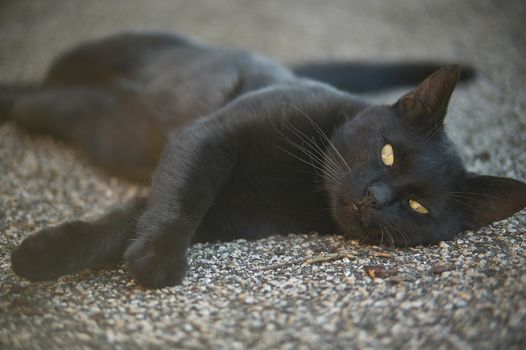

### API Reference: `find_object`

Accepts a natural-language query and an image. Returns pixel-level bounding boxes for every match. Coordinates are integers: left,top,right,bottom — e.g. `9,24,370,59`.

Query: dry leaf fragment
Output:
363,265,397,280
365,266,376,279
458,291,470,300
373,252,392,258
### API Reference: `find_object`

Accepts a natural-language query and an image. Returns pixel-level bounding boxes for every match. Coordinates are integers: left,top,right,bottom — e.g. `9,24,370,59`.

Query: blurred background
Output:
0,0,524,82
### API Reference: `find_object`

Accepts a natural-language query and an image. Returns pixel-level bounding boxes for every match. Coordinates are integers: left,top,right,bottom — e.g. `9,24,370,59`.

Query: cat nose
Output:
365,183,392,207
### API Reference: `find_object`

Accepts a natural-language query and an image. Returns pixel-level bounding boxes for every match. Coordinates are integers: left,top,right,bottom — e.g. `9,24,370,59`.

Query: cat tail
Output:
291,62,475,93
11,196,148,282
0,83,39,122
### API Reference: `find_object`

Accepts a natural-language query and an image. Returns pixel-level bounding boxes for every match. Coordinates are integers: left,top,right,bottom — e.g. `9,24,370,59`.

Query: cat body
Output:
3,32,526,288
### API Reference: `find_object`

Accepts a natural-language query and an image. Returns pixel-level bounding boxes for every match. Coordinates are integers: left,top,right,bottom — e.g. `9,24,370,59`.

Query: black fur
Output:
4,32,526,288
292,61,475,92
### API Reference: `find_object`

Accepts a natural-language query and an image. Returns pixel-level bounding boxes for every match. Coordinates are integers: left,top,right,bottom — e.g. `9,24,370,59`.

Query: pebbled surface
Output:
1,0,525,349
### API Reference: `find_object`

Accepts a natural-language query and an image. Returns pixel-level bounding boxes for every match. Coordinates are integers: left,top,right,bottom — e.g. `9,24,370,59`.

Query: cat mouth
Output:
335,196,367,237
337,195,393,245
333,191,389,244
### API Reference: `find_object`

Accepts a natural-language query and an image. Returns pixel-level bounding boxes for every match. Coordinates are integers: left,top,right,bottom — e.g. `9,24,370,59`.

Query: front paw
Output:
11,233,57,281
11,222,85,281
124,238,188,289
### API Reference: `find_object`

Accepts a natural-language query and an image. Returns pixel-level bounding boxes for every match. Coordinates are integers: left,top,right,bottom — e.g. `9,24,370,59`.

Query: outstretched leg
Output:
0,85,37,122
3,85,165,182
11,197,147,281
124,124,240,288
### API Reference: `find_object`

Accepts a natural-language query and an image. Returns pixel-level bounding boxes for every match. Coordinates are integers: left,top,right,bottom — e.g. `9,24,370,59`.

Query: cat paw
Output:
124,238,188,289
10,223,85,281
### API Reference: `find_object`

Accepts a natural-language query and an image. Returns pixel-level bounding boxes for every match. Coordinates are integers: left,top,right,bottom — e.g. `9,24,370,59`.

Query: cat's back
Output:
45,32,295,125
44,31,295,97
45,32,195,86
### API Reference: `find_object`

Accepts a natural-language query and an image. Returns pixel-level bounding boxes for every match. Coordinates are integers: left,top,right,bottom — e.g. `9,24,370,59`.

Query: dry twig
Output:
260,250,357,271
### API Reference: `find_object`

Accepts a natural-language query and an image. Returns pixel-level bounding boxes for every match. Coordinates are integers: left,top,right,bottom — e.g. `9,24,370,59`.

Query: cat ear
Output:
459,174,526,230
394,65,460,128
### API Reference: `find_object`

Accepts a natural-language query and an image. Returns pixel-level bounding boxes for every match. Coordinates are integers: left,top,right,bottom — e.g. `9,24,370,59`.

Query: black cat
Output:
3,32,526,289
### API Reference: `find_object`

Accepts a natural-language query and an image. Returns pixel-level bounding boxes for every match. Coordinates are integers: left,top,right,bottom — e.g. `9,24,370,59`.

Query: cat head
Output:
326,66,526,246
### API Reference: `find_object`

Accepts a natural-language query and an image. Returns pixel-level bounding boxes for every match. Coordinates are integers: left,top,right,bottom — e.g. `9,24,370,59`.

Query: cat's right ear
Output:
459,174,526,231
394,65,460,130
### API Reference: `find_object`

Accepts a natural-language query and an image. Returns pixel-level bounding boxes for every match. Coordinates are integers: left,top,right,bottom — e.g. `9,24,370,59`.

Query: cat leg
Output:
9,86,113,139
0,84,39,122
11,197,147,282
124,127,240,288
9,86,164,182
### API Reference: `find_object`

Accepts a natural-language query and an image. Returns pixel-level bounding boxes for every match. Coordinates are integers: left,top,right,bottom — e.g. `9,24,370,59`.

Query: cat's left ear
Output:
394,65,460,129
459,174,526,230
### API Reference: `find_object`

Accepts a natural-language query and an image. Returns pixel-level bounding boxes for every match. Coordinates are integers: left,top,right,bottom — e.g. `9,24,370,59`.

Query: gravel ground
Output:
1,0,525,349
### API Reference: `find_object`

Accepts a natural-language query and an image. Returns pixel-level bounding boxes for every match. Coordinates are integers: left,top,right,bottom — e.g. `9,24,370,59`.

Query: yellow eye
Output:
409,199,429,214
381,144,394,167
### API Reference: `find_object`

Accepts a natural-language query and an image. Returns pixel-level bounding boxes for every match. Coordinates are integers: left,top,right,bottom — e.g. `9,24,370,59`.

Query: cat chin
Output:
359,232,400,247
340,222,411,247
338,217,368,241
